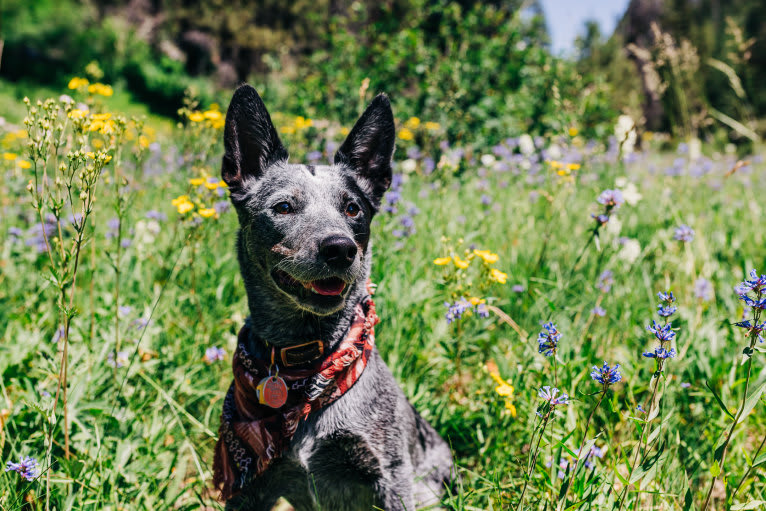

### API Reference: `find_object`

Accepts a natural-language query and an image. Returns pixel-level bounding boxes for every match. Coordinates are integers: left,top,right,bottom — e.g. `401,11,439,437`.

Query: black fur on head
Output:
221,84,288,193
334,94,395,211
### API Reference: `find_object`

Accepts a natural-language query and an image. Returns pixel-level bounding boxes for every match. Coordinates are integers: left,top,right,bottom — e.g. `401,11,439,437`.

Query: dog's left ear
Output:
334,94,395,210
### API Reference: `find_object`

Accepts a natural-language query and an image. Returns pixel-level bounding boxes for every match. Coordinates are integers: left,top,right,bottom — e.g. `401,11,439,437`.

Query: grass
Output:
0,84,764,511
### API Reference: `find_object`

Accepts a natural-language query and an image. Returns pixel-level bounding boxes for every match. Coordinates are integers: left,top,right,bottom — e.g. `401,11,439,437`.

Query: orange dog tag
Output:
257,375,288,408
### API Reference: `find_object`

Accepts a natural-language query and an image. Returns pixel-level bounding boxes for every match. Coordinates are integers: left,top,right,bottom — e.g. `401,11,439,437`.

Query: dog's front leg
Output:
373,467,417,511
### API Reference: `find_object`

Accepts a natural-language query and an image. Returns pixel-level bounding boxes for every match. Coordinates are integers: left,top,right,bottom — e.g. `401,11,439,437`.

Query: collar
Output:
254,338,326,368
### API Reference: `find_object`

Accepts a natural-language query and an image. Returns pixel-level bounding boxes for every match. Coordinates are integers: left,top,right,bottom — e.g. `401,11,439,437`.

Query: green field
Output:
1,80,765,511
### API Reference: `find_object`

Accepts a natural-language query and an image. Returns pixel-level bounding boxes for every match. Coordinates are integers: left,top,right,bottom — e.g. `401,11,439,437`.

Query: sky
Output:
539,0,632,55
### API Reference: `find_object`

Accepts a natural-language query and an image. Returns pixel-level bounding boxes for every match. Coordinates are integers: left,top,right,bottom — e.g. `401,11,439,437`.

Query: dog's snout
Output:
319,235,357,269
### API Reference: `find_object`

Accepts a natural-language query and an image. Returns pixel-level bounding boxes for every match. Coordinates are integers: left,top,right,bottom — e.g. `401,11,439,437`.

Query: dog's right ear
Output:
221,84,288,189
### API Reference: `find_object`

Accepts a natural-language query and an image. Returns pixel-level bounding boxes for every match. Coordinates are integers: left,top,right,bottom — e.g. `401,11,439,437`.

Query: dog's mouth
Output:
272,269,349,303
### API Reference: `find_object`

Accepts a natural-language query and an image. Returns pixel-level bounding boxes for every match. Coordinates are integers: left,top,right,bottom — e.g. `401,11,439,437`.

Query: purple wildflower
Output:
214,200,231,214
5,456,40,481
107,351,129,368
694,278,713,302
642,347,677,359
204,346,226,363
538,386,569,406
673,224,695,242
657,304,678,317
734,320,765,343
51,326,65,344
596,270,614,293
590,361,622,386
444,299,472,324
537,322,561,357
597,189,624,208
591,306,606,317
145,210,167,221
646,321,676,342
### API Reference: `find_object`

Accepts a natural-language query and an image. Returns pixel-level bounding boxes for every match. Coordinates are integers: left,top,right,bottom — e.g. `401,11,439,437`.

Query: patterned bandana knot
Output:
212,291,379,500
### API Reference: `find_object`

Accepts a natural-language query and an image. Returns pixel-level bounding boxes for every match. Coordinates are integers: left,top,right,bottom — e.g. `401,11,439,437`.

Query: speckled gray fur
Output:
220,84,453,510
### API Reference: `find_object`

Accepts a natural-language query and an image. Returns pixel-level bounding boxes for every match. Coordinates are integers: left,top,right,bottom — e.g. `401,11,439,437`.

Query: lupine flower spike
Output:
590,361,622,387
5,456,40,481
537,322,561,357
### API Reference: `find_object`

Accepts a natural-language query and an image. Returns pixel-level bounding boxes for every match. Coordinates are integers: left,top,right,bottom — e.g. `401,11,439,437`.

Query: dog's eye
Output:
345,202,360,217
273,202,294,215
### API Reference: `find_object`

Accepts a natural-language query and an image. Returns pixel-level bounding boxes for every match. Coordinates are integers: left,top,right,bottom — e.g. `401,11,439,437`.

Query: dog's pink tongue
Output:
310,278,346,296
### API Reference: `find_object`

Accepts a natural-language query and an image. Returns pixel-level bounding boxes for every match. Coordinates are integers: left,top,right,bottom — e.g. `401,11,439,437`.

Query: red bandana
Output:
212,290,379,500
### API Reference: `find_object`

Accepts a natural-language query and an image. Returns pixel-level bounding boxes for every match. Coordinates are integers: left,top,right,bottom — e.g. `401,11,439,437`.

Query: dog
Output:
213,84,453,511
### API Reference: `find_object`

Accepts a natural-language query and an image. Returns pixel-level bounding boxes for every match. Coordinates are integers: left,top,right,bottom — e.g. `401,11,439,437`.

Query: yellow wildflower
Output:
204,181,219,190
218,181,228,188
489,370,514,397
468,296,485,306
188,112,204,123
176,201,194,214
567,163,581,171
340,127,350,136
68,109,88,120
424,121,440,130
294,116,313,129
280,125,296,135
198,208,216,218
86,152,96,159
87,83,113,97
68,77,89,90
568,127,579,137
189,177,205,186
547,160,563,169
398,128,414,141
453,256,470,269
490,268,508,284
18,160,32,169
14,129,27,139
433,256,452,266
405,117,420,129
505,401,517,417
473,249,499,264
3,152,18,161
203,110,222,121
138,135,149,149
171,195,190,207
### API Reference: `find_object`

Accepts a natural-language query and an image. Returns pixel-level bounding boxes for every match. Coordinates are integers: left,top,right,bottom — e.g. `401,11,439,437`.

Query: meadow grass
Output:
0,84,764,510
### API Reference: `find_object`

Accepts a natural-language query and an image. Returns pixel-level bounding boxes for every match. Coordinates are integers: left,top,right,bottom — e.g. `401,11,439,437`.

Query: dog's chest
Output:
274,408,383,508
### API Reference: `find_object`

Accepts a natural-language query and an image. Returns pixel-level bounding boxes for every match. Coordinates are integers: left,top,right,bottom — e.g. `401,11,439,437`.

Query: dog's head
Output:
222,85,394,316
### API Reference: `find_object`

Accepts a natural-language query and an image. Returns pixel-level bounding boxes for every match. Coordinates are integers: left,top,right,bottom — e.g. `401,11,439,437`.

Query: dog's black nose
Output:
319,235,357,269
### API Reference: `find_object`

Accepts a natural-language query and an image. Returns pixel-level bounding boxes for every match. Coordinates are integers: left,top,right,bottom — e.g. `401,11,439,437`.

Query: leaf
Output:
710,460,721,477
578,438,598,461
730,501,766,510
705,380,735,420
752,453,766,468
630,446,669,485
736,380,766,425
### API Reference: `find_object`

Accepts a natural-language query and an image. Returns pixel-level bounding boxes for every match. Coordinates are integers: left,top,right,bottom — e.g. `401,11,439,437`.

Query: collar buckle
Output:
279,340,325,367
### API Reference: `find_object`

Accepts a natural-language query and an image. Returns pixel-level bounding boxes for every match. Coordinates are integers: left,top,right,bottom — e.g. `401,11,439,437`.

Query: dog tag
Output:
257,375,288,408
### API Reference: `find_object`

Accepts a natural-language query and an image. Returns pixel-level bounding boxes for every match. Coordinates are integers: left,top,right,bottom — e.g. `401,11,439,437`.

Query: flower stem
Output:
559,390,606,510
516,416,550,511
701,354,755,511
731,429,766,502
